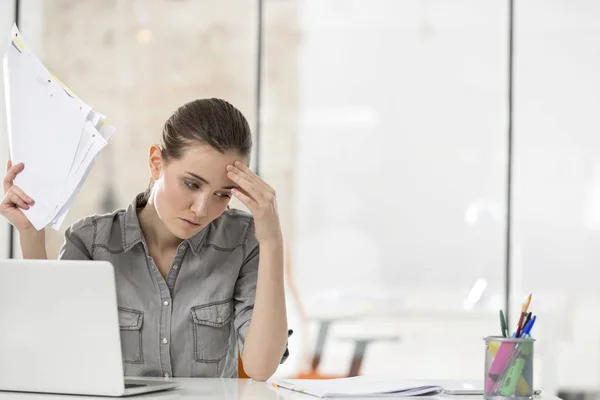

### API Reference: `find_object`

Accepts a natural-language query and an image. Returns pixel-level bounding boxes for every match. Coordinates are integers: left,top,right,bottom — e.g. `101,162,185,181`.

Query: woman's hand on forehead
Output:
226,161,282,246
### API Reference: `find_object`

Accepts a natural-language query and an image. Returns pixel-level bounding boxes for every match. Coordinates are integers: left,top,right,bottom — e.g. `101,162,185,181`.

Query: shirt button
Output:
164,373,170,378
172,264,179,270
162,338,168,344
178,245,186,253
163,300,169,306
216,317,223,323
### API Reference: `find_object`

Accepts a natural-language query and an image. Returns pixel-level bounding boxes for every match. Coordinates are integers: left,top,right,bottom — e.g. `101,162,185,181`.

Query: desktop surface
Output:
0,378,562,400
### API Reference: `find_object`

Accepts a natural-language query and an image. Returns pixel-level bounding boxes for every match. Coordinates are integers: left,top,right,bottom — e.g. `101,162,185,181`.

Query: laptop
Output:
0,259,178,397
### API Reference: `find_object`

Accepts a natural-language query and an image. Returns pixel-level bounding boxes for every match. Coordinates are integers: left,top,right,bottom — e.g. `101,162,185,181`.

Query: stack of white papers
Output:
2,24,115,230
268,376,444,398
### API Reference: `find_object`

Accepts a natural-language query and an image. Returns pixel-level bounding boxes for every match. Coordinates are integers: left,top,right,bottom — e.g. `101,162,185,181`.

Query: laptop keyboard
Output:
125,383,147,389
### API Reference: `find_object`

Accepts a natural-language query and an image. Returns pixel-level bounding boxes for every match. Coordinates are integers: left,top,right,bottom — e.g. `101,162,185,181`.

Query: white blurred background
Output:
2,1,600,398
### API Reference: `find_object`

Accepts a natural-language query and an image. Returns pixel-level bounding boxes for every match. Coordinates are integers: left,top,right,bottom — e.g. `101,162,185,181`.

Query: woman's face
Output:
148,142,244,239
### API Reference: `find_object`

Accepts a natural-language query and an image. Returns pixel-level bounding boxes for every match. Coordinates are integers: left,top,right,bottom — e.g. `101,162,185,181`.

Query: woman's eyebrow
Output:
186,172,209,184
186,171,238,189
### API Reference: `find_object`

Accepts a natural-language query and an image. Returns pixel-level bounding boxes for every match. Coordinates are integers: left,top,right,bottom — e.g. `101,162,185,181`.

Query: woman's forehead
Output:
169,145,240,185
180,143,242,163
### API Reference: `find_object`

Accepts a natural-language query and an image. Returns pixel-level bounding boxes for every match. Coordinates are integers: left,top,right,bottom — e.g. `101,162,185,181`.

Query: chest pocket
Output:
191,300,233,363
118,307,144,364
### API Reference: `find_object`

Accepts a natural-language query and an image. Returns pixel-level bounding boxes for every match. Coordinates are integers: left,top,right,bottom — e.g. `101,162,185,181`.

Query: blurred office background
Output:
1,0,600,398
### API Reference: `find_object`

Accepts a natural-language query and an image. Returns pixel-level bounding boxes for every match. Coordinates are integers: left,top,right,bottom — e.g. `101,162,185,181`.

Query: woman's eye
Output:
185,181,199,190
215,192,232,199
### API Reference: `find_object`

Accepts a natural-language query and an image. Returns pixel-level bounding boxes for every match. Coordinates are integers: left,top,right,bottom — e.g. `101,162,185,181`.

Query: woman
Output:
0,98,289,380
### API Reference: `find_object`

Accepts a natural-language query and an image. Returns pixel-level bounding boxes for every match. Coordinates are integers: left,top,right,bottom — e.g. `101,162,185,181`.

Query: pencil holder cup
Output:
484,336,535,400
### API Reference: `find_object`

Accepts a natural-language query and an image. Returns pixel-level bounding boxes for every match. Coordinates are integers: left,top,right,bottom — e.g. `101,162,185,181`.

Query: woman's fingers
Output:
3,162,24,193
5,185,34,210
10,185,34,205
7,189,30,210
231,188,258,212
227,166,264,202
232,161,274,194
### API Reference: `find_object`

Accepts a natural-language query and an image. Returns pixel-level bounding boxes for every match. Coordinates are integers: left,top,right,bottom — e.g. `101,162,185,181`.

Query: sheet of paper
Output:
5,43,87,228
269,376,444,398
49,159,95,229
2,24,115,230
49,120,107,226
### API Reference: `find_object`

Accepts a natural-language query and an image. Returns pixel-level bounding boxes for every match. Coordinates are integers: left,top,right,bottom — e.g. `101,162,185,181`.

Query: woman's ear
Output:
149,145,163,181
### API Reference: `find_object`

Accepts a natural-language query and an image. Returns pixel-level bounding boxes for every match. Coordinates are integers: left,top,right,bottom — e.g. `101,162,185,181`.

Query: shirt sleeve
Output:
233,220,291,365
58,216,94,260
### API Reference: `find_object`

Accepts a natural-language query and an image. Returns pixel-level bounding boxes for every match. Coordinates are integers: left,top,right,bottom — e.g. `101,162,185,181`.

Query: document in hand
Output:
2,24,115,230
268,376,443,398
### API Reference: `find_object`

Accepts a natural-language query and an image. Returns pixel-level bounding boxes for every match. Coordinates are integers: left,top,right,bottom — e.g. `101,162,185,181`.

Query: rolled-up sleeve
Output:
58,217,94,260
233,222,290,364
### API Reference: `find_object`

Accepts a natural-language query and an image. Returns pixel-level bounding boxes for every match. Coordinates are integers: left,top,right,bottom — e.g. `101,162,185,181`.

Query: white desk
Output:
0,378,563,400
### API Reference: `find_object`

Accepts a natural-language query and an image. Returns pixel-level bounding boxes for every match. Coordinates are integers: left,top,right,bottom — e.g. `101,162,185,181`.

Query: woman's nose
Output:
191,196,208,217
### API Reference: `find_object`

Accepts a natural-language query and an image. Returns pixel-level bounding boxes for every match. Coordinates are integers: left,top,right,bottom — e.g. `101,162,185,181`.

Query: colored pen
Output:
523,312,532,327
516,294,532,337
521,316,536,337
500,310,508,338
519,320,532,338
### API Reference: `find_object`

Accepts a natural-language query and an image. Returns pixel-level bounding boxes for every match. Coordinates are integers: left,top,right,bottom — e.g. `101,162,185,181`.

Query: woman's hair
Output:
143,98,252,200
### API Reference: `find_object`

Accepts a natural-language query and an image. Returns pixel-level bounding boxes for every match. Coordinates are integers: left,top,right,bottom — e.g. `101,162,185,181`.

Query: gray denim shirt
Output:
58,193,288,378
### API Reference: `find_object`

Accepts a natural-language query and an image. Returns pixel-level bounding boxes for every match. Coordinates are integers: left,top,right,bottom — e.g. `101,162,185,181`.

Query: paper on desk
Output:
269,376,443,398
2,24,115,230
